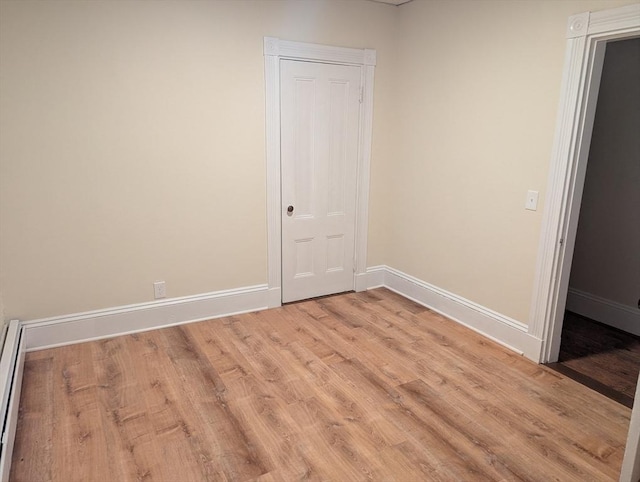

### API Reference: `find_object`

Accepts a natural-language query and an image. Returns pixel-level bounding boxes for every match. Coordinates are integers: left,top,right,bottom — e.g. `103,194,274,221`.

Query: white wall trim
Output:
566,288,640,336
588,3,640,35
264,37,376,66
22,265,544,360
364,266,543,361
357,265,385,291
528,4,640,363
263,37,376,307
0,321,24,482
21,284,269,351
621,370,640,482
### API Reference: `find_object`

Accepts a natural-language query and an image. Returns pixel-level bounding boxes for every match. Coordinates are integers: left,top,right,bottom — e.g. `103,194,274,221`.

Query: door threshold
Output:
546,362,634,408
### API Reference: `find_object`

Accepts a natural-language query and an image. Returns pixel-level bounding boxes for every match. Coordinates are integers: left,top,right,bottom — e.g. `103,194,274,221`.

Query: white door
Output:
280,60,361,303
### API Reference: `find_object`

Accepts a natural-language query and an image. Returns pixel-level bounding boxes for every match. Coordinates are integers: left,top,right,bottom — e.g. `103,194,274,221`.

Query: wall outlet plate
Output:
153,281,166,299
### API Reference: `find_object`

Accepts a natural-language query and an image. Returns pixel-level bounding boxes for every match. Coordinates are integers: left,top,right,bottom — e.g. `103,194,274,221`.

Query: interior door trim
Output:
263,37,376,307
528,4,640,364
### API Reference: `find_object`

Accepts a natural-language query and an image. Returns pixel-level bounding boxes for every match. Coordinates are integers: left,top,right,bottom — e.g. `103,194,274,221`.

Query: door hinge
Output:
559,238,564,246
359,87,364,104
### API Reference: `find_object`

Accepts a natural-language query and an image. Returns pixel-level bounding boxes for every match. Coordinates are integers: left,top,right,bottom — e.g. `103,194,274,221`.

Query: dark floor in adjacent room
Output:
547,311,640,408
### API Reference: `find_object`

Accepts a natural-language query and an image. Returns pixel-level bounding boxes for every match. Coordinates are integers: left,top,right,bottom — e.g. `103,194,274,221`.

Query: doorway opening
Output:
263,38,376,308
528,5,640,365
546,37,640,408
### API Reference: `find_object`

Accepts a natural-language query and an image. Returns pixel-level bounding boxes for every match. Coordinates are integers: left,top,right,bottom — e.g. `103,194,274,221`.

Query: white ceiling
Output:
367,0,413,6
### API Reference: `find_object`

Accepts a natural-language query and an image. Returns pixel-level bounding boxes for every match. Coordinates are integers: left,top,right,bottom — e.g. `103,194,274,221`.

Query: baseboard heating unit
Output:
0,320,25,481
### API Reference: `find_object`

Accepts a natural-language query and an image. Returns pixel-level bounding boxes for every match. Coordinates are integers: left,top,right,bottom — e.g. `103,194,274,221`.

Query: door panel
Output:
292,77,316,217
281,60,361,303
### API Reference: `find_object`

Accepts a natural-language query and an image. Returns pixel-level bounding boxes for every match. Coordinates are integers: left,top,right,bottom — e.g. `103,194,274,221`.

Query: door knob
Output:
287,205,294,214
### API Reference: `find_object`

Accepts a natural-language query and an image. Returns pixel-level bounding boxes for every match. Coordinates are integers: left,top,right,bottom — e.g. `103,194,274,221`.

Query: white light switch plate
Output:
525,190,539,211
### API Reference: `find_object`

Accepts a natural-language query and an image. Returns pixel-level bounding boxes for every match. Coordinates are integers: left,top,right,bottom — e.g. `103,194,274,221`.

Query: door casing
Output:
528,4,640,363
263,37,376,307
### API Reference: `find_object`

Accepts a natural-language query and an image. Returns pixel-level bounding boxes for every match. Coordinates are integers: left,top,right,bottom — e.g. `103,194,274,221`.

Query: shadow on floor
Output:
546,311,640,409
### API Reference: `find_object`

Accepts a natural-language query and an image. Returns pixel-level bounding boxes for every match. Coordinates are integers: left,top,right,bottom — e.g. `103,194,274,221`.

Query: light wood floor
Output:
10,289,630,481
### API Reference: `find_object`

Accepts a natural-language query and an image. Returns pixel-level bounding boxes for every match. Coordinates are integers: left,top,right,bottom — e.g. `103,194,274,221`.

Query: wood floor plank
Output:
123,330,224,481
11,288,631,481
376,292,626,462
300,303,418,386
52,343,111,482
9,357,54,482
375,440,454,481
160,325,270,481
267,307,347,365
411,355,625,480
92,336,161,481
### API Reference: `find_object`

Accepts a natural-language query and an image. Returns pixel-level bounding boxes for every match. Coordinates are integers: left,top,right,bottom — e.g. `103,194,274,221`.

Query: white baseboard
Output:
364,265,543,361
356,267,384,292
22,284,270,351
354,273,368,292
21,268,545,362
267,287,282,309
566,288,640,336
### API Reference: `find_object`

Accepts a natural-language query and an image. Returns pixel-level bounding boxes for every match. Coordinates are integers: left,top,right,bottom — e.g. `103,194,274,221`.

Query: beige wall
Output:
569,38,640,309
386,0,636,323
1,0,637,326
0,0,397,320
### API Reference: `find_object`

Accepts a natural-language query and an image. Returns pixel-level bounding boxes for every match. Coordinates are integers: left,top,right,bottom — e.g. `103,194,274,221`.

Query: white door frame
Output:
528,4,640,363
263,37,376,307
